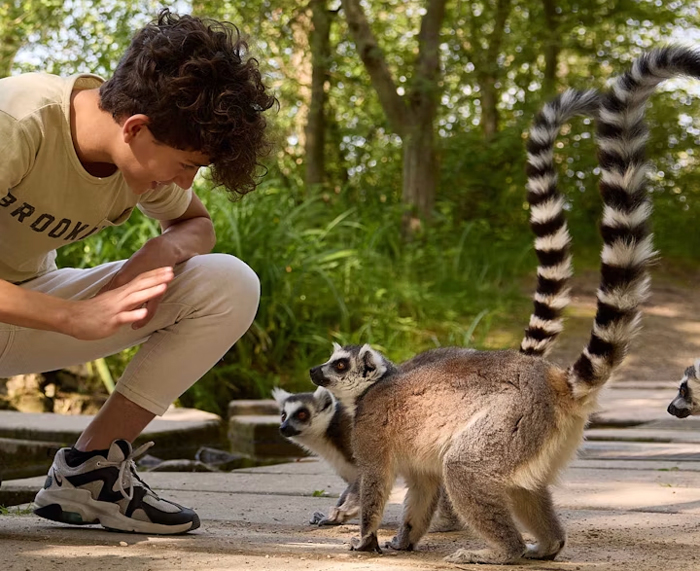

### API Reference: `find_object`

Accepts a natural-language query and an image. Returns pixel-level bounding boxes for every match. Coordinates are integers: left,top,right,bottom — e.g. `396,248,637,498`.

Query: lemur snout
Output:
310,366,328,386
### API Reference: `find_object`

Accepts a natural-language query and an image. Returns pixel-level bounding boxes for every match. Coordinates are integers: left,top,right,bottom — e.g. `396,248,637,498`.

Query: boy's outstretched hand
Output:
66,266,174,340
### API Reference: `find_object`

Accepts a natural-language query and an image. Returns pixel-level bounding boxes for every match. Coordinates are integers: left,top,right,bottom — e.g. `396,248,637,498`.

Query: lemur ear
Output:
360,344,386,377
271,387,291,409
314,385,334,410
332,342,342,353
694,358,700,377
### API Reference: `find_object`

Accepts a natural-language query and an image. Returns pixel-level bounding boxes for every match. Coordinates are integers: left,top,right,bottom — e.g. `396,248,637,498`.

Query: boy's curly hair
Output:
99,9,277,198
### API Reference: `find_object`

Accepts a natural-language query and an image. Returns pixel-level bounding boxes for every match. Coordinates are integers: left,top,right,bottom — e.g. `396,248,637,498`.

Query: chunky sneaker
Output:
33,440,200,534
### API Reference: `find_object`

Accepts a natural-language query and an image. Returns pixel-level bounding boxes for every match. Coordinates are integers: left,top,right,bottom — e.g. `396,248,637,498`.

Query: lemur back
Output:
307,46,700,565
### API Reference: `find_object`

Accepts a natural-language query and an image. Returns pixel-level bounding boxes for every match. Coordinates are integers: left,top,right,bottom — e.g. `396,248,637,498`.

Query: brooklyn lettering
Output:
1,192,101,241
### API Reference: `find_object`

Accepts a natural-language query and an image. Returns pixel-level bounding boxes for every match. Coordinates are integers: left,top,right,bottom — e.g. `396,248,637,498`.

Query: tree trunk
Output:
304,0,332,189
0,33,20,78
341,0,447,220
474,0,512,141
402,117,437,225
541,0,560,97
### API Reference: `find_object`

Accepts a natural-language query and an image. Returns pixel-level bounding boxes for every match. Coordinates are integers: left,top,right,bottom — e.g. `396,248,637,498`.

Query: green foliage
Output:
176,172,533,414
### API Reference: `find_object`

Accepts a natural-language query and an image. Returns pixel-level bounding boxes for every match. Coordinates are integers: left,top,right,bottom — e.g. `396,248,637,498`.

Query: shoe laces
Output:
96,441,155,502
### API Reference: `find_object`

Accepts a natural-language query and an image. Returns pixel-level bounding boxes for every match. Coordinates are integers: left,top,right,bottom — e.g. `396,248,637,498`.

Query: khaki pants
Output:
0,254,260,415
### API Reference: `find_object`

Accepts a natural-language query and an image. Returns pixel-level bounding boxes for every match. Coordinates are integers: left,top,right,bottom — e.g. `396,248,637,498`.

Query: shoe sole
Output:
34,488,198,535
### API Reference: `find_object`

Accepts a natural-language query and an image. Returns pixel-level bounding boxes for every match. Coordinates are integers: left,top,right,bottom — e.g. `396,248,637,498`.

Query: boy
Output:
0,9,276,534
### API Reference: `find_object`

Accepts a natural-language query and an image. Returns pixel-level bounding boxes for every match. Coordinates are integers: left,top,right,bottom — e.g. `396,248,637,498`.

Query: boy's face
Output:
119,115,210,194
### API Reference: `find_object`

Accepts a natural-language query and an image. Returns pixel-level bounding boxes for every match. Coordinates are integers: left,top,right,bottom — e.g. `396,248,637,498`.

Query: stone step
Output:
0,437,62,483
228,415,304,459
0,408,225,480
586,427,700,444
228,399,278,417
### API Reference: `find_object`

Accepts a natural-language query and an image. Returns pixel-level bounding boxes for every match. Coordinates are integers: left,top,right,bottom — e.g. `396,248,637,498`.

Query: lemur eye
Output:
680,384,688,399
281,412,287,421
296,410,309,421
334,359,348,372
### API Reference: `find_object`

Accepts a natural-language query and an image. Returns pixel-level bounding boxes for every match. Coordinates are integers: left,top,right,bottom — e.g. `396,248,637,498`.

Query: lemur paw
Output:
351,534,382,553
523,540,565,561
445,548,522,565
385,535,413,551
309,511,344,526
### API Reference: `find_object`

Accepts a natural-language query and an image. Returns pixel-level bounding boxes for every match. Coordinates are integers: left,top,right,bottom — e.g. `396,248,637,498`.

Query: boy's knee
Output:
177,253,260,323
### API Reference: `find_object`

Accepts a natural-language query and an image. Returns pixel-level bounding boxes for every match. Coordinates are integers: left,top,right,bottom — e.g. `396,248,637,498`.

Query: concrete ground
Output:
3,383,700,571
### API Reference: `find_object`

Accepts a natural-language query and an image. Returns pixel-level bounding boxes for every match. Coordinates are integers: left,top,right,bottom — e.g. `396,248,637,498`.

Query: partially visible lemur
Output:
272,385,463,531
308,46,700,564
668,359,700,418
272,386,360,526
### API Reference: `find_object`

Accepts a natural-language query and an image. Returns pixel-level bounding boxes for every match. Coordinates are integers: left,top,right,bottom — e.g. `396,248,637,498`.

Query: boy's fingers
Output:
124,283,169,309
120,267,174,292
116,307,149,325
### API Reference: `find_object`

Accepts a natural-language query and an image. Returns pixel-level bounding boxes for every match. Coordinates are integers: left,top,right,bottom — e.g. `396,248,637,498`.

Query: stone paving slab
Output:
585,427,700,444
579,439,700,460
588,386,679,427
2,506,700,571
6,456,700,517
0,407,221,443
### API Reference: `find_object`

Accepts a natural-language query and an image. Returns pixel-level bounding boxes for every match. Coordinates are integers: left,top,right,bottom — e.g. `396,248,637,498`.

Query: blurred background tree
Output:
1,0,699,415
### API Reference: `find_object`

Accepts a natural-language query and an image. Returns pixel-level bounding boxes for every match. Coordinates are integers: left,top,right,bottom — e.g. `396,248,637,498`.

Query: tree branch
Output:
340,0,408,135
411,0,448,113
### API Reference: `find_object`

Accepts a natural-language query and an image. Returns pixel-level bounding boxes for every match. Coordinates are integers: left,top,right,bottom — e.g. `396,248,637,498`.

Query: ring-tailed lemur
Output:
305,44,700,563
272,384,464,531
272,386,359,525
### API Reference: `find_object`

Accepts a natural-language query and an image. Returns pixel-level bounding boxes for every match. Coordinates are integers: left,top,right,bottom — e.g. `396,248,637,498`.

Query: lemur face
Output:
309,343,390,407
272,386,335,440
668,360,700,418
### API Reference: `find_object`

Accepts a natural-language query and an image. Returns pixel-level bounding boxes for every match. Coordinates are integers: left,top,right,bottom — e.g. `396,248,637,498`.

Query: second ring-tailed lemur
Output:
272,386,360,526
272,385,463,531
309,46,700,564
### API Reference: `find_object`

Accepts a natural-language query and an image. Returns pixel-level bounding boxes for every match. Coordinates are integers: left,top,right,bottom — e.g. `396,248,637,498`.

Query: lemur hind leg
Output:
386,473,441,551
429,486,464,532
509,486,566,560
442,449,526,564
351,467,394,553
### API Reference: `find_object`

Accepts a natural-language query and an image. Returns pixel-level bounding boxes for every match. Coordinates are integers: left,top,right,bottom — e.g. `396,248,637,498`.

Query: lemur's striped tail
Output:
568,46,700,398
520,89,603,357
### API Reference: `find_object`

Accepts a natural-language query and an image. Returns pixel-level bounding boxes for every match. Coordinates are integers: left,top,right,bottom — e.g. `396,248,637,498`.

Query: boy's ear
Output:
121,114,150,143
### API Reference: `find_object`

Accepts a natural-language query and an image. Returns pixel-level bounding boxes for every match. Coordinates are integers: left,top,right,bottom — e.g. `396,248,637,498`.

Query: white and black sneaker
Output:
33,439,200,534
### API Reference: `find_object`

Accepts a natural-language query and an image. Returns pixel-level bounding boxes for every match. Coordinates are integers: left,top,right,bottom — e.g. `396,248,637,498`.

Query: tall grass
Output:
57,174,537,415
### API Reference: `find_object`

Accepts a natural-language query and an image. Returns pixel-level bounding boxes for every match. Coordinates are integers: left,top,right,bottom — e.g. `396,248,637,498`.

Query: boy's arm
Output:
0,268,174,340
97,193,215,329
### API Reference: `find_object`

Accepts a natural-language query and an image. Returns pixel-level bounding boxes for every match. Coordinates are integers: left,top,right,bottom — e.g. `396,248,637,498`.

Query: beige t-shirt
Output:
0,72,193,283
